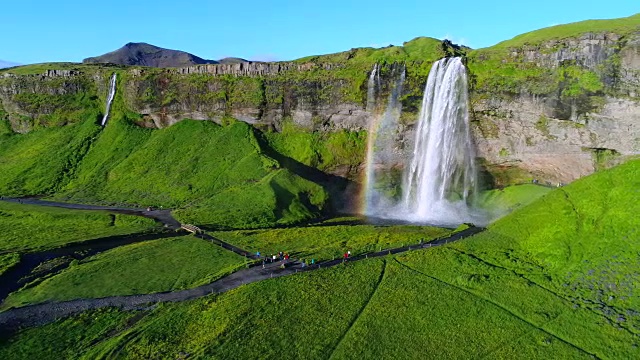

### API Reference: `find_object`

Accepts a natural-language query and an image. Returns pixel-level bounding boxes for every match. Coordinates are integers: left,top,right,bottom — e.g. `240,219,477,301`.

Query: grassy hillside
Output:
3,159,638,358
0,118,101,196
458,158,640,331
494,13,640,48
264,119,367,173
0,201,158,252
3,236,246,308
0,104,330,228
58,118,327,228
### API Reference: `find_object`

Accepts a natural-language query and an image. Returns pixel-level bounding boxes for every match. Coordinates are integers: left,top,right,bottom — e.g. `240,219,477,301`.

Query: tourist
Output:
343,252,348,262
311,258,315,265
272,254,277,262
347,251,351,258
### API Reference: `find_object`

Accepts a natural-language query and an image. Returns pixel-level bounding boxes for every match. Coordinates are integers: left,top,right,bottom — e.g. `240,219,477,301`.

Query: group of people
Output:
261,251,290,268
259,250,321,269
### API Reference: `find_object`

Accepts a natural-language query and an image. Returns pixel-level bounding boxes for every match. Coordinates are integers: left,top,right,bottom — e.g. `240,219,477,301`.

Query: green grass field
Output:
3,159,638,359
475,183,552,219
2,236,247,309
0,253,20,276
212,220,451,262
0,201,158,252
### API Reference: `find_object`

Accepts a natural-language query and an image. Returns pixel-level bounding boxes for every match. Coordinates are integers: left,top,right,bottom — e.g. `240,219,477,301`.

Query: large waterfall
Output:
364,57,483,226
100,73,117,126
364,63,405,215
399,57,480,225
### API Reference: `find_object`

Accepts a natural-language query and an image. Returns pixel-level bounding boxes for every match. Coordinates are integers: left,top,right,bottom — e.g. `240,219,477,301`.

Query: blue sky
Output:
1,0,638,64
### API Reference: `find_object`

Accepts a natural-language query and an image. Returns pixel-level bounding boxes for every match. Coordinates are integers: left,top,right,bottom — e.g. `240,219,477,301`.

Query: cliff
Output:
1,16,639,186
467,14,640,183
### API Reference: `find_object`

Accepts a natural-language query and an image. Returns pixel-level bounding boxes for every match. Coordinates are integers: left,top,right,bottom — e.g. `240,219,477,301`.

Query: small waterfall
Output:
399,57,480,225
364,63,405,215
365,63,379,112
100,73,117,126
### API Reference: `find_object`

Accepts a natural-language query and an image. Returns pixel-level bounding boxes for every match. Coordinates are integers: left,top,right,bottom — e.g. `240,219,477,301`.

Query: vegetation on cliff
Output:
494,13,640,48
467,13,640,118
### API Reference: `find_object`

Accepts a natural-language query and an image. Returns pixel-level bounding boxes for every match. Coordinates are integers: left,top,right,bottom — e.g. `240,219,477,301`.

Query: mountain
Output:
0,60,20,69
82,42,244,68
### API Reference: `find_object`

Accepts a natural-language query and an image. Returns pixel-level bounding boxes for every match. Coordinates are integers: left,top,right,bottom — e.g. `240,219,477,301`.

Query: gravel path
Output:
0,226,483,334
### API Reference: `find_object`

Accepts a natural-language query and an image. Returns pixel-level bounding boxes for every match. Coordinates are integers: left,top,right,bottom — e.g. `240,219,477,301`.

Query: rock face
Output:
468,32,640,183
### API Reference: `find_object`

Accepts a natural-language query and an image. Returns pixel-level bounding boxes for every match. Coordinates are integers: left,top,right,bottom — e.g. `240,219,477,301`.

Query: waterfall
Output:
399,57,480,225
363,57,483,226
365,63,379,112
364,63,405,215
100,73,117,126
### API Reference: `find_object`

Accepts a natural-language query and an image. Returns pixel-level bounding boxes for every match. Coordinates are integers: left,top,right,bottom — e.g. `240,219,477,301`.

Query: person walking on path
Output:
343,252,348,262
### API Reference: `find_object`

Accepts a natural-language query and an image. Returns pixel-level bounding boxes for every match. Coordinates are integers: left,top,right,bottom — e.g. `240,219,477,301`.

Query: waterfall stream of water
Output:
364,57,483,226
100,73,117,126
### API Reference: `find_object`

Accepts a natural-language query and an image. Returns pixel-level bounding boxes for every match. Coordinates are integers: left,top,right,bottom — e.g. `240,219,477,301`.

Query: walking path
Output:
0,226,482,334
2,197,182,229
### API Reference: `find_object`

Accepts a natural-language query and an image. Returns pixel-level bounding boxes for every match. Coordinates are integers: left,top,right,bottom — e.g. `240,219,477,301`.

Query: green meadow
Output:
0,201,158,252
3,236,247,309
213,221,451,262
2,159,639,359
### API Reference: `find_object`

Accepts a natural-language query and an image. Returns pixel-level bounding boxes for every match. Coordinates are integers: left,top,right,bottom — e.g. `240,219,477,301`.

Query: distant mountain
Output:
0,60,20,69
83,43,247,68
